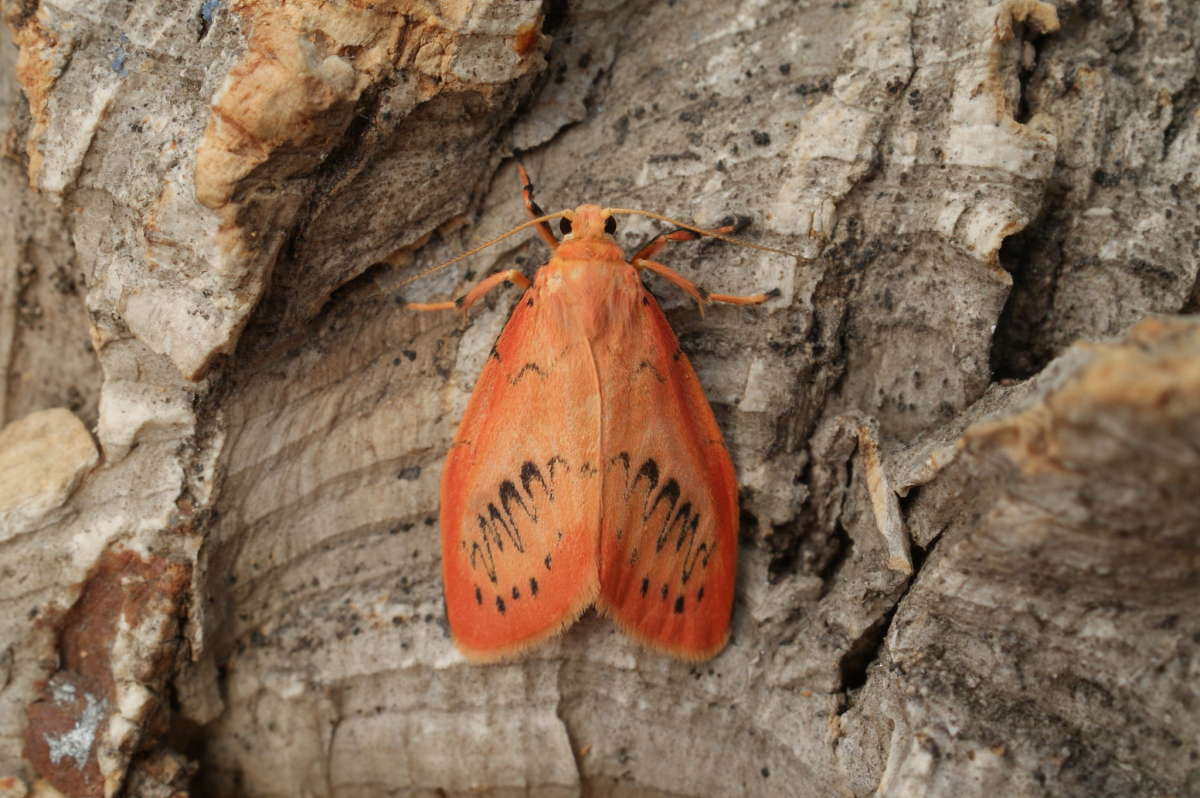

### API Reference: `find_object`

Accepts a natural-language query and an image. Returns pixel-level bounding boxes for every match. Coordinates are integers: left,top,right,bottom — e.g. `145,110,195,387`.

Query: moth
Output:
408,166,788,661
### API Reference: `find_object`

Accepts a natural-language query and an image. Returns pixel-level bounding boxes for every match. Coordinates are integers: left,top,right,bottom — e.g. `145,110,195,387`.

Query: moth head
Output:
560,205,616,241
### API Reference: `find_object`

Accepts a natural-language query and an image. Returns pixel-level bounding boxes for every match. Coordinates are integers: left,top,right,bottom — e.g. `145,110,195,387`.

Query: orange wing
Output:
594,278,739,660
439,287,602,661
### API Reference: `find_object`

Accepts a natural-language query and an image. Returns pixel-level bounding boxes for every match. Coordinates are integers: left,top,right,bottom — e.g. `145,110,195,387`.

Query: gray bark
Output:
1,0,1198,796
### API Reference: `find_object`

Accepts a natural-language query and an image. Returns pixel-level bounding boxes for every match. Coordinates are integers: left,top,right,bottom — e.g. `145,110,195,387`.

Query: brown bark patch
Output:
23,548,191,798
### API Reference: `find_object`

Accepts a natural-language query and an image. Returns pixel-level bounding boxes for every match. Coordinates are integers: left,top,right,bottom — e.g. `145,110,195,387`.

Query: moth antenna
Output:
397,211,572,289
604,208,796,258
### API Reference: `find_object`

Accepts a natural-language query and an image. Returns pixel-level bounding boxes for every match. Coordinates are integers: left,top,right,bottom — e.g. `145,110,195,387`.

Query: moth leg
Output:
707,288,780,305
517,163,559,249
633,258,776,317
407,269,532,314
631,224,735,263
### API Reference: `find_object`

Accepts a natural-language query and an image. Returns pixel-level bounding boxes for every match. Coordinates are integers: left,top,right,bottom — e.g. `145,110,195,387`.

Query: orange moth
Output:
407,166,789,662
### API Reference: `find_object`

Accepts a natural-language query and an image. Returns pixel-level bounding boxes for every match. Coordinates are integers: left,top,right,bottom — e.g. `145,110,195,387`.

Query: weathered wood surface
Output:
1,0,1197,795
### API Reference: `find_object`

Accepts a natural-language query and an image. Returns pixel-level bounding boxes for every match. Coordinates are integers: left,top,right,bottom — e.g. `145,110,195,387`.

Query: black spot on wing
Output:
636,360,668,383
465,470,542,583
530,577,539,596
496,595,507,614
672,503,695,552
648,478,680,542
614,457,715,586
546,455,569,485
499,479,535,527
633,458,659,504
640,577,649,597
508,362,545,386
521,460,552,501
674,596,684,614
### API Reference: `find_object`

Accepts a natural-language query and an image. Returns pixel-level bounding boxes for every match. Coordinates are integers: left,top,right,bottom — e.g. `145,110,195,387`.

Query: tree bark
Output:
1,0,1197,796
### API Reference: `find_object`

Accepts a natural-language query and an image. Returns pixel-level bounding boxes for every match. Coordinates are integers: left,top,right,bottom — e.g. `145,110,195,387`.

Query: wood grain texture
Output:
1,0,1198,794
